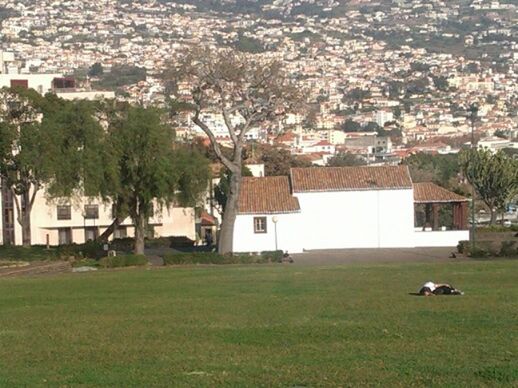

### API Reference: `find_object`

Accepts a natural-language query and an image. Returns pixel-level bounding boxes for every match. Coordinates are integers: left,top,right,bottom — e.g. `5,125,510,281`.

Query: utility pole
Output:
469,103,478,252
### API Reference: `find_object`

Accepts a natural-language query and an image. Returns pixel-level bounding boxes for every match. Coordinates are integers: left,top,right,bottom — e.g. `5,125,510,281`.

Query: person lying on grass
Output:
419,281,464,296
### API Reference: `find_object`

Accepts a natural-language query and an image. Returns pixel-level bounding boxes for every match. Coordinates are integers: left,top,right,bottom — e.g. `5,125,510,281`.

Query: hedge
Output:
162,250,284,265
99,254,148,268
0,242,111,262
477,225,518,233
0,245,58,262
458,240,518,258
108,236,195,252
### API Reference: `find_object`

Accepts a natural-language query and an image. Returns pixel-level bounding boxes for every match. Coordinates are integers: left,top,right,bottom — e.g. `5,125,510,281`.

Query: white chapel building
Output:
233,166,469,253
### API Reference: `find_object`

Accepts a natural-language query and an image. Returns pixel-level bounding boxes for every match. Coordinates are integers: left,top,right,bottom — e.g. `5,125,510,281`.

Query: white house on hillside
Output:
233,166,469,253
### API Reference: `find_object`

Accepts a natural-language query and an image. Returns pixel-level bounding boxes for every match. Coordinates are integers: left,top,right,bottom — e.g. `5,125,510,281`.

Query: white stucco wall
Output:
294,189,415,250
0,73,62,94
233,212,304,253
233,189,416,253
56,90,116,100
414,230,469,247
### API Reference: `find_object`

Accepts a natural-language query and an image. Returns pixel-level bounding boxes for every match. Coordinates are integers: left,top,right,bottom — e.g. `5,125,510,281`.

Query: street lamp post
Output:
272,216,279,251
469,103,478,252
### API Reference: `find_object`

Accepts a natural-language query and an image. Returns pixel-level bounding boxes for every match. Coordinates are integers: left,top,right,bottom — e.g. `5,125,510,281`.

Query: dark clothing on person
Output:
433,285,461,295
419,287,433,295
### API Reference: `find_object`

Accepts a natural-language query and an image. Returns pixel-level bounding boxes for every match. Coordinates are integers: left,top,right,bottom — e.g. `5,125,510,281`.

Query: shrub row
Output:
108,236,195,252
98,254,148,268
477,225,518,233
0,245,57,262
162,250,284,265
458,240,518,258
0,244,102,262
0,236,197,263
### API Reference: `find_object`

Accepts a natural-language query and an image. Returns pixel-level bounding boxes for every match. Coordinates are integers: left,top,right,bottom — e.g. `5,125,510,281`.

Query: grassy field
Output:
0,260,517,387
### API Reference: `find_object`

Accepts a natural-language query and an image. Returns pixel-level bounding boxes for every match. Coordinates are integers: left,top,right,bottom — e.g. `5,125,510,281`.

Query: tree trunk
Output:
218,170,241,254
21,212,31,247
15,191,32,247
134,213,146,255
489,207,497,225
98,217,124,242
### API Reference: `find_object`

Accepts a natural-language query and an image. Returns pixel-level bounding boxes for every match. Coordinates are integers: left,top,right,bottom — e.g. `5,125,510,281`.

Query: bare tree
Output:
165,48,301,254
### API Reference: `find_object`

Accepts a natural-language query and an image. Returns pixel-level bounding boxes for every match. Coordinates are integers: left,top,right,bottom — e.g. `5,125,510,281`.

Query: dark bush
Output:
499,241,518,257
108,236,195,251
163,252,227,265
169,236,195,248
0,245,59,262
260,250,284,263
99,254,148,268
74,241,104,259
477,225,518,233
162,251,284,266
470,247,489,258
109,238,134,252
144,237,172,249
72,258,100,268
458,240,518,258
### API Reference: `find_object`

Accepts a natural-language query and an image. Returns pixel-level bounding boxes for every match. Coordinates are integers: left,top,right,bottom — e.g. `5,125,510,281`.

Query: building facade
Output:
0,185,196,246
233,166,469,253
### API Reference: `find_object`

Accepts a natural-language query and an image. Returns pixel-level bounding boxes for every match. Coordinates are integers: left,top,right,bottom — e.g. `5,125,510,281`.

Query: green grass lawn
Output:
0,260,517,387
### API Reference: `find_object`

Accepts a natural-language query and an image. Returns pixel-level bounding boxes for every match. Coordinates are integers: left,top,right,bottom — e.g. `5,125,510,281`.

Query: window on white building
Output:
253,217,267,234
84,227,98,242
84,204,99,219
58,228,72,245
114,226,127,239
57,205,71,220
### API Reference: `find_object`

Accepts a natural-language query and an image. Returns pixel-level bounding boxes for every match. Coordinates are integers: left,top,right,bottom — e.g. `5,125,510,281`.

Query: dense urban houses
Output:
234,166,469,253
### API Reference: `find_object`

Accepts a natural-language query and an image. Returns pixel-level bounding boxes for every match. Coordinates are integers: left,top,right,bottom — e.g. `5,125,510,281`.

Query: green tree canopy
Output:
460,148,518,224
88,62,104,77
404,152,461,189
327,152,366,167
244,144,311,176
0,88,61,246
42,99,116,199
106,106,209,253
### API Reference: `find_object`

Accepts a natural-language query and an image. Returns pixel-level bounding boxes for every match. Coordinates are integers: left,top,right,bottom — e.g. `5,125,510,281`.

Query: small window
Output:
254,217,267,234
57,205,71,220
84,204,99,219
58,228,72,245
84,227,98,242
114,226,127,239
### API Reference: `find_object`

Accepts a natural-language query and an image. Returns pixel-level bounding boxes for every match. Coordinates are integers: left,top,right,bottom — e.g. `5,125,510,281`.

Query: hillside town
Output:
1,0,516,166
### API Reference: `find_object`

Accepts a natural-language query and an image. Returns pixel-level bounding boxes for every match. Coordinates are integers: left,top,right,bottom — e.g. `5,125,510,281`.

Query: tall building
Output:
375,110,394,127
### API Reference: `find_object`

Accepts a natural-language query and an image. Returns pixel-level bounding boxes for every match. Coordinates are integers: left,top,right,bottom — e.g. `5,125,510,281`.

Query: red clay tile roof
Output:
290,166,413,192
238,176,301,214
199,211,217,226
413,182,468,203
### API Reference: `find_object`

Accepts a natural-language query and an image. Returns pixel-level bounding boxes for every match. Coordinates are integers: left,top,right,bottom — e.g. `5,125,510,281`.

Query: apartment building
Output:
0,185,196,246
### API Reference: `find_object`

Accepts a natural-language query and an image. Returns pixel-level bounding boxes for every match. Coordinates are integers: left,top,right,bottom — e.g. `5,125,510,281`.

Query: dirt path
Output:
0,261,72,278
291,247,463,265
